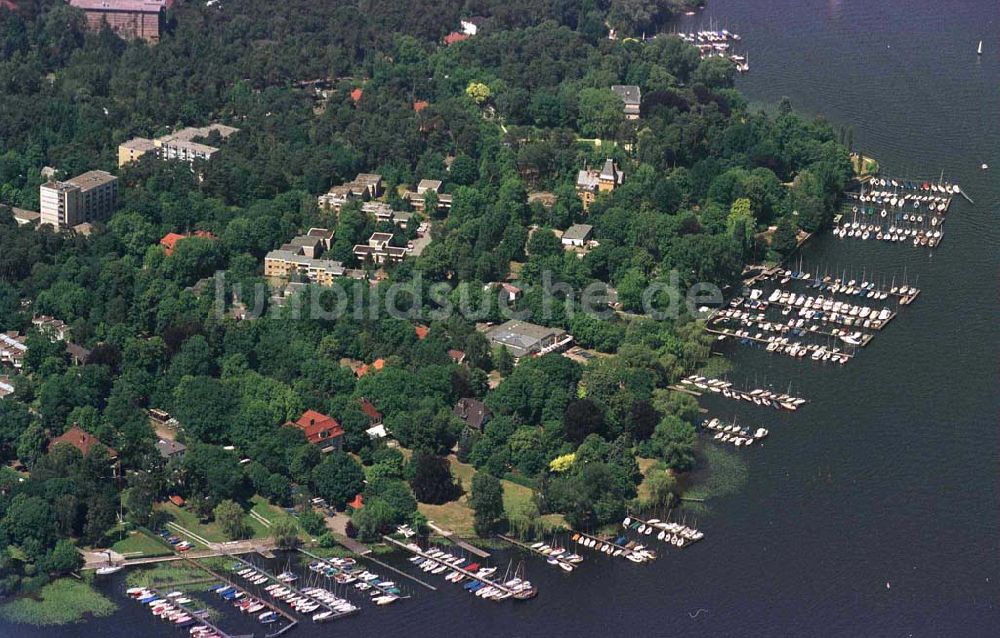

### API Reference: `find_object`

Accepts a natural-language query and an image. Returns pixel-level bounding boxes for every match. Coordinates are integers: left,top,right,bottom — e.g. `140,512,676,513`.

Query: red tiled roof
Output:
160,232,186,256
444,32,470,45
169,495,185,507
356,358,386,378
50,424,117,457
291,410,343,445
414,325,429,340
350,88,363,103
413,100,429,113
448,349,466,363
161,231,216,256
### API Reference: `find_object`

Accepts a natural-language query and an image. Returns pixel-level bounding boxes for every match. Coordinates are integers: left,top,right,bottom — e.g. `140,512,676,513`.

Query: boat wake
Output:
688,608,709,619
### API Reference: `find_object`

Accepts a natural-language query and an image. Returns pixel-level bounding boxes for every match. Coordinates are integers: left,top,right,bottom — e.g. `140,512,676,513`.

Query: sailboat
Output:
977,40,983,56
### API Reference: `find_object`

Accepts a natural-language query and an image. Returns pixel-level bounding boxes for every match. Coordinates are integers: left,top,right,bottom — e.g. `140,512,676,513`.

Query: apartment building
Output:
39,170,118,228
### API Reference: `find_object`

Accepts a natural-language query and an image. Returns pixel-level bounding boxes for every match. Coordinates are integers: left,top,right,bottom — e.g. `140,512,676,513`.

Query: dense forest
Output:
0,0,851,596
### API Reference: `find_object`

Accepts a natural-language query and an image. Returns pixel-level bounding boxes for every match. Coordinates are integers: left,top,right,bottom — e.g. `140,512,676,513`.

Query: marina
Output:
835,178,962,248
228,554,363,620
382,535,538,601
621,516,706,550
708,260,926,363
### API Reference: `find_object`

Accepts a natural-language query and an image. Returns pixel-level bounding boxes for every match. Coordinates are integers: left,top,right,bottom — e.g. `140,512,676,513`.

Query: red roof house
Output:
161,230,216,256
50,424,118,459
289,410,344,448
443,32,470,45
448,349,466,364
350,88,363,103
348,493,364,510
413,100,429,113
160,232,186,256
169,495,185,507
414,325,429,340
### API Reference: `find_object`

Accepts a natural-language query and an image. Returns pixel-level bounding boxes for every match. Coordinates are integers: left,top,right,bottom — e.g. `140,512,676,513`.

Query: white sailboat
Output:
977,40,983,56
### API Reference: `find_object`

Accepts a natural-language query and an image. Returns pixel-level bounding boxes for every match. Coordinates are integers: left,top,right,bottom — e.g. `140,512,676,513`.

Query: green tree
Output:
409,451,460,504
271,517,301,549
214,500,248,540
470,472,505,536
311,453,365,509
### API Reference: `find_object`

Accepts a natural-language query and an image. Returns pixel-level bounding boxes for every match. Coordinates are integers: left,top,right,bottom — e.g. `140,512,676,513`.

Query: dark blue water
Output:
4,1,997,636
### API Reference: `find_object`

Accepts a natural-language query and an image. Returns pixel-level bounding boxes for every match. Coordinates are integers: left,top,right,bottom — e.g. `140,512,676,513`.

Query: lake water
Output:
3,0,997,636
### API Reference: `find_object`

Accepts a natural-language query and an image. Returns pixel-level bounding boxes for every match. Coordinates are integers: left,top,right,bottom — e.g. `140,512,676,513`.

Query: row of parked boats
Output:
125,588,203,631
715,324,854,363
853,192,952,211
701,417,769,447
765,289,893,325
763,268,919,302
620,518,706,547
571,532,657,561
866,178,960,194
715,306,880,340
209,582,284,625
680,375,807,410
835,223,942,247
305,558,401,603
405,545,538,600
527,542,584,572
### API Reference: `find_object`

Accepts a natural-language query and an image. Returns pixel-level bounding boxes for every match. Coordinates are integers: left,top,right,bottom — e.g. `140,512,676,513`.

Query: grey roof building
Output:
155,439,187,460
486,320,572,359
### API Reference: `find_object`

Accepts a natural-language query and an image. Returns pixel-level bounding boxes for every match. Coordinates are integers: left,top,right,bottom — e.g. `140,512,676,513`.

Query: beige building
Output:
264,228,344,286
39,170,118,228
118,124,239,168
353,232,407,265
117,137,157,167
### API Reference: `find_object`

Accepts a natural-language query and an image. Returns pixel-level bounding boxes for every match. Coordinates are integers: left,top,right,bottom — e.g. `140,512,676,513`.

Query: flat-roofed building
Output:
117,137,157,167
264,238,346,286
486,320,573,360
39,170,118,228
69,0,165,44
353,232,407,265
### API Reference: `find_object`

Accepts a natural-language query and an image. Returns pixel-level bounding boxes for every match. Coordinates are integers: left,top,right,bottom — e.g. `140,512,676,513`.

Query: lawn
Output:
157,496,287,544
417,456,564,536
111,530,173,557
0,579,117,626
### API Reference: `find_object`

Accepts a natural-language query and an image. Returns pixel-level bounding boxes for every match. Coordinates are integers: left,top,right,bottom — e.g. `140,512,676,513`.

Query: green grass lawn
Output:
157,496,289,544
417,456,564,536
0,579,117,626
111,530,173,557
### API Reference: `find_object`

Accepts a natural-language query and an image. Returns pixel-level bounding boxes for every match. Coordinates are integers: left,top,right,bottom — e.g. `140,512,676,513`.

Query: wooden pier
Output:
381,535,516,597
498,535,579,570
428,522,491,558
